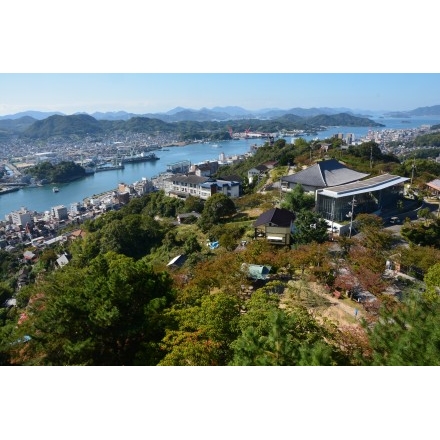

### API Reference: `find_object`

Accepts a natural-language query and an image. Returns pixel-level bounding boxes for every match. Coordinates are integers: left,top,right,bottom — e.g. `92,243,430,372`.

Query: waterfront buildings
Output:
51,205,68,221
7,208,33,226
163,174,241,200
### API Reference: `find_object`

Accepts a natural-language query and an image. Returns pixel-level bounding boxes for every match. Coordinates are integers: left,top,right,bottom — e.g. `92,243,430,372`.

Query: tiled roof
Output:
281,159,369,188
249,165,268,172
427,179,440,192
164,174,211,184
253,208,296,227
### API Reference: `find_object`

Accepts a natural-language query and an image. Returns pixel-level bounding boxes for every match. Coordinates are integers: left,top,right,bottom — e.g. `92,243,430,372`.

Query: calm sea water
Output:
0,138,266,218
2,116,440,219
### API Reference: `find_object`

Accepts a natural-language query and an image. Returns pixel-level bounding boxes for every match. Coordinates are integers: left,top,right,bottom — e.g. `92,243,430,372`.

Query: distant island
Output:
0,112,384,143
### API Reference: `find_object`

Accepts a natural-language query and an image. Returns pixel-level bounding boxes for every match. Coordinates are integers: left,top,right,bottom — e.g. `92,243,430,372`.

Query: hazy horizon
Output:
1,73,439,117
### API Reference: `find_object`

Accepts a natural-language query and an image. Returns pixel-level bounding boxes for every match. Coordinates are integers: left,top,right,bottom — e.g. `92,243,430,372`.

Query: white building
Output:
70,202,82,215
51,205,68,220
164,174,240,200
8,208,33,226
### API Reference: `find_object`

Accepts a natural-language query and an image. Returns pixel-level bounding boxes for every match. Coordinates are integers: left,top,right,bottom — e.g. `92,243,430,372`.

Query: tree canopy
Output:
11,252,174,365
292,210,329,245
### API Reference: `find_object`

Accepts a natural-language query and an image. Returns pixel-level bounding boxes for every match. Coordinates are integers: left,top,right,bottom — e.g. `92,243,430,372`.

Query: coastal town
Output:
1,122,439,255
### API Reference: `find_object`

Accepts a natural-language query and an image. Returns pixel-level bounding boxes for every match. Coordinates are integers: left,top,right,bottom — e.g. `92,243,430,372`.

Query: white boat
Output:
53,187,59,193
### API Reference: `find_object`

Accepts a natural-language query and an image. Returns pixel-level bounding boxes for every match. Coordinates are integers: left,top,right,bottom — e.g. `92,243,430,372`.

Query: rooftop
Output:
253,208,296,228
317,174,410,199
281,159,369,188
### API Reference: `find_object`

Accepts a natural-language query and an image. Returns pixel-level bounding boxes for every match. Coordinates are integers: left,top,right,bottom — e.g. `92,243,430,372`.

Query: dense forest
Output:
1,138,440,365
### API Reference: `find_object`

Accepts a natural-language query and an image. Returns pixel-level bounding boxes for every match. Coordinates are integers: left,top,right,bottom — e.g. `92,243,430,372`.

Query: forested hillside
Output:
1,139,440,365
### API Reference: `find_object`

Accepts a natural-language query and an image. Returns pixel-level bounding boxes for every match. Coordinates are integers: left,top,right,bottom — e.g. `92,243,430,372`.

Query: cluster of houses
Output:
2,155,424,257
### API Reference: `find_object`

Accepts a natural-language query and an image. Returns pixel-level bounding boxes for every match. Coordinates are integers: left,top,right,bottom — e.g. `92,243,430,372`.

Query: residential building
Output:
167,254,187,269
70,202,82,216
51,205,68,220
253,207,296,245
133,177,155,195
8,208,33,226
426,179,440,198
164,174,240,200
248,164,268,184
190,161,219,177
176,212,201,224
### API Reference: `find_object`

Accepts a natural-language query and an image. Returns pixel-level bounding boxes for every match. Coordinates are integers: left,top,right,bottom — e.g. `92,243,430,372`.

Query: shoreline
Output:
0,186,22,195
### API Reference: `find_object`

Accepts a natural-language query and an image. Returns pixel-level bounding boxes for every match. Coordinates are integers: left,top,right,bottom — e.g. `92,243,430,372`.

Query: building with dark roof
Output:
281,159,369,193
253,208,296,245
167,254,187,269
248,164,269,184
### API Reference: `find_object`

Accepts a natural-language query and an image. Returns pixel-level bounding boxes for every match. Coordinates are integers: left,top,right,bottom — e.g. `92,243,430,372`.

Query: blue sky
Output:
1,3,438,116
0,73,439,116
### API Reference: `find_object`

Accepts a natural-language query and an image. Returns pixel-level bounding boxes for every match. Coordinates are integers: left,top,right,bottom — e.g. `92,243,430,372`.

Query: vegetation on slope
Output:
1,137,440,366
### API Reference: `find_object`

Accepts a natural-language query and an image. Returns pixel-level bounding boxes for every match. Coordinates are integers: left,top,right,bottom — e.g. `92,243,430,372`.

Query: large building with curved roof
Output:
280,159,369,193
280,159,409,223
316,174,410,222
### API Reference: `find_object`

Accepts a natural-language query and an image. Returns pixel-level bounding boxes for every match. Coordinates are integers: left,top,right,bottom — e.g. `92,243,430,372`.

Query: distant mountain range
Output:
383,105,440,118
1,105,440,123
0,111,385,142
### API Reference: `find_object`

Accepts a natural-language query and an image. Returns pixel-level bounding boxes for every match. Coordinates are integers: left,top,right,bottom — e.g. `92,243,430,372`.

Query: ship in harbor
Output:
120,152,160,164
95,163,125,172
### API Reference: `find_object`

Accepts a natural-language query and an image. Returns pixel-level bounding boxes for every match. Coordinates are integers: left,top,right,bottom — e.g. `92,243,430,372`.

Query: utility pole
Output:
331,198,336,241
411,157,416,186
348,195,356,238
279,176,282,207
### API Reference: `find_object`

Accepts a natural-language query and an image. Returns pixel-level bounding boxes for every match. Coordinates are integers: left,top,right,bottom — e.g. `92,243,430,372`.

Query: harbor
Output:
1,116,439,220
0,138,266,219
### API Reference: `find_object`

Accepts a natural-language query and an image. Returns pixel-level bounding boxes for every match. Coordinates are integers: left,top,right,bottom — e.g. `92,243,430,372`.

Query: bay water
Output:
1,116,439,219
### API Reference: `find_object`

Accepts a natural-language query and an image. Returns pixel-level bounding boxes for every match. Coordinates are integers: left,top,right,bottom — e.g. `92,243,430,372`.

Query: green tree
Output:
424,263,440,298
99,214,163,259
363,293,440,365
418,207,433,223
198,193,236,232
182,195,204,213
0,282,14,310
292,210,329,245
401,218,440,248
398,245,440,279
280,184,315,213
159,292,241,365
355,213,393,252
11,252,174,365
231,307,343,366
183,233,202,255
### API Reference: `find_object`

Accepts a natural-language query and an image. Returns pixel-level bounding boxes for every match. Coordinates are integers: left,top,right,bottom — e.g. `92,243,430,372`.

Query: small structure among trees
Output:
253,208,296,245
